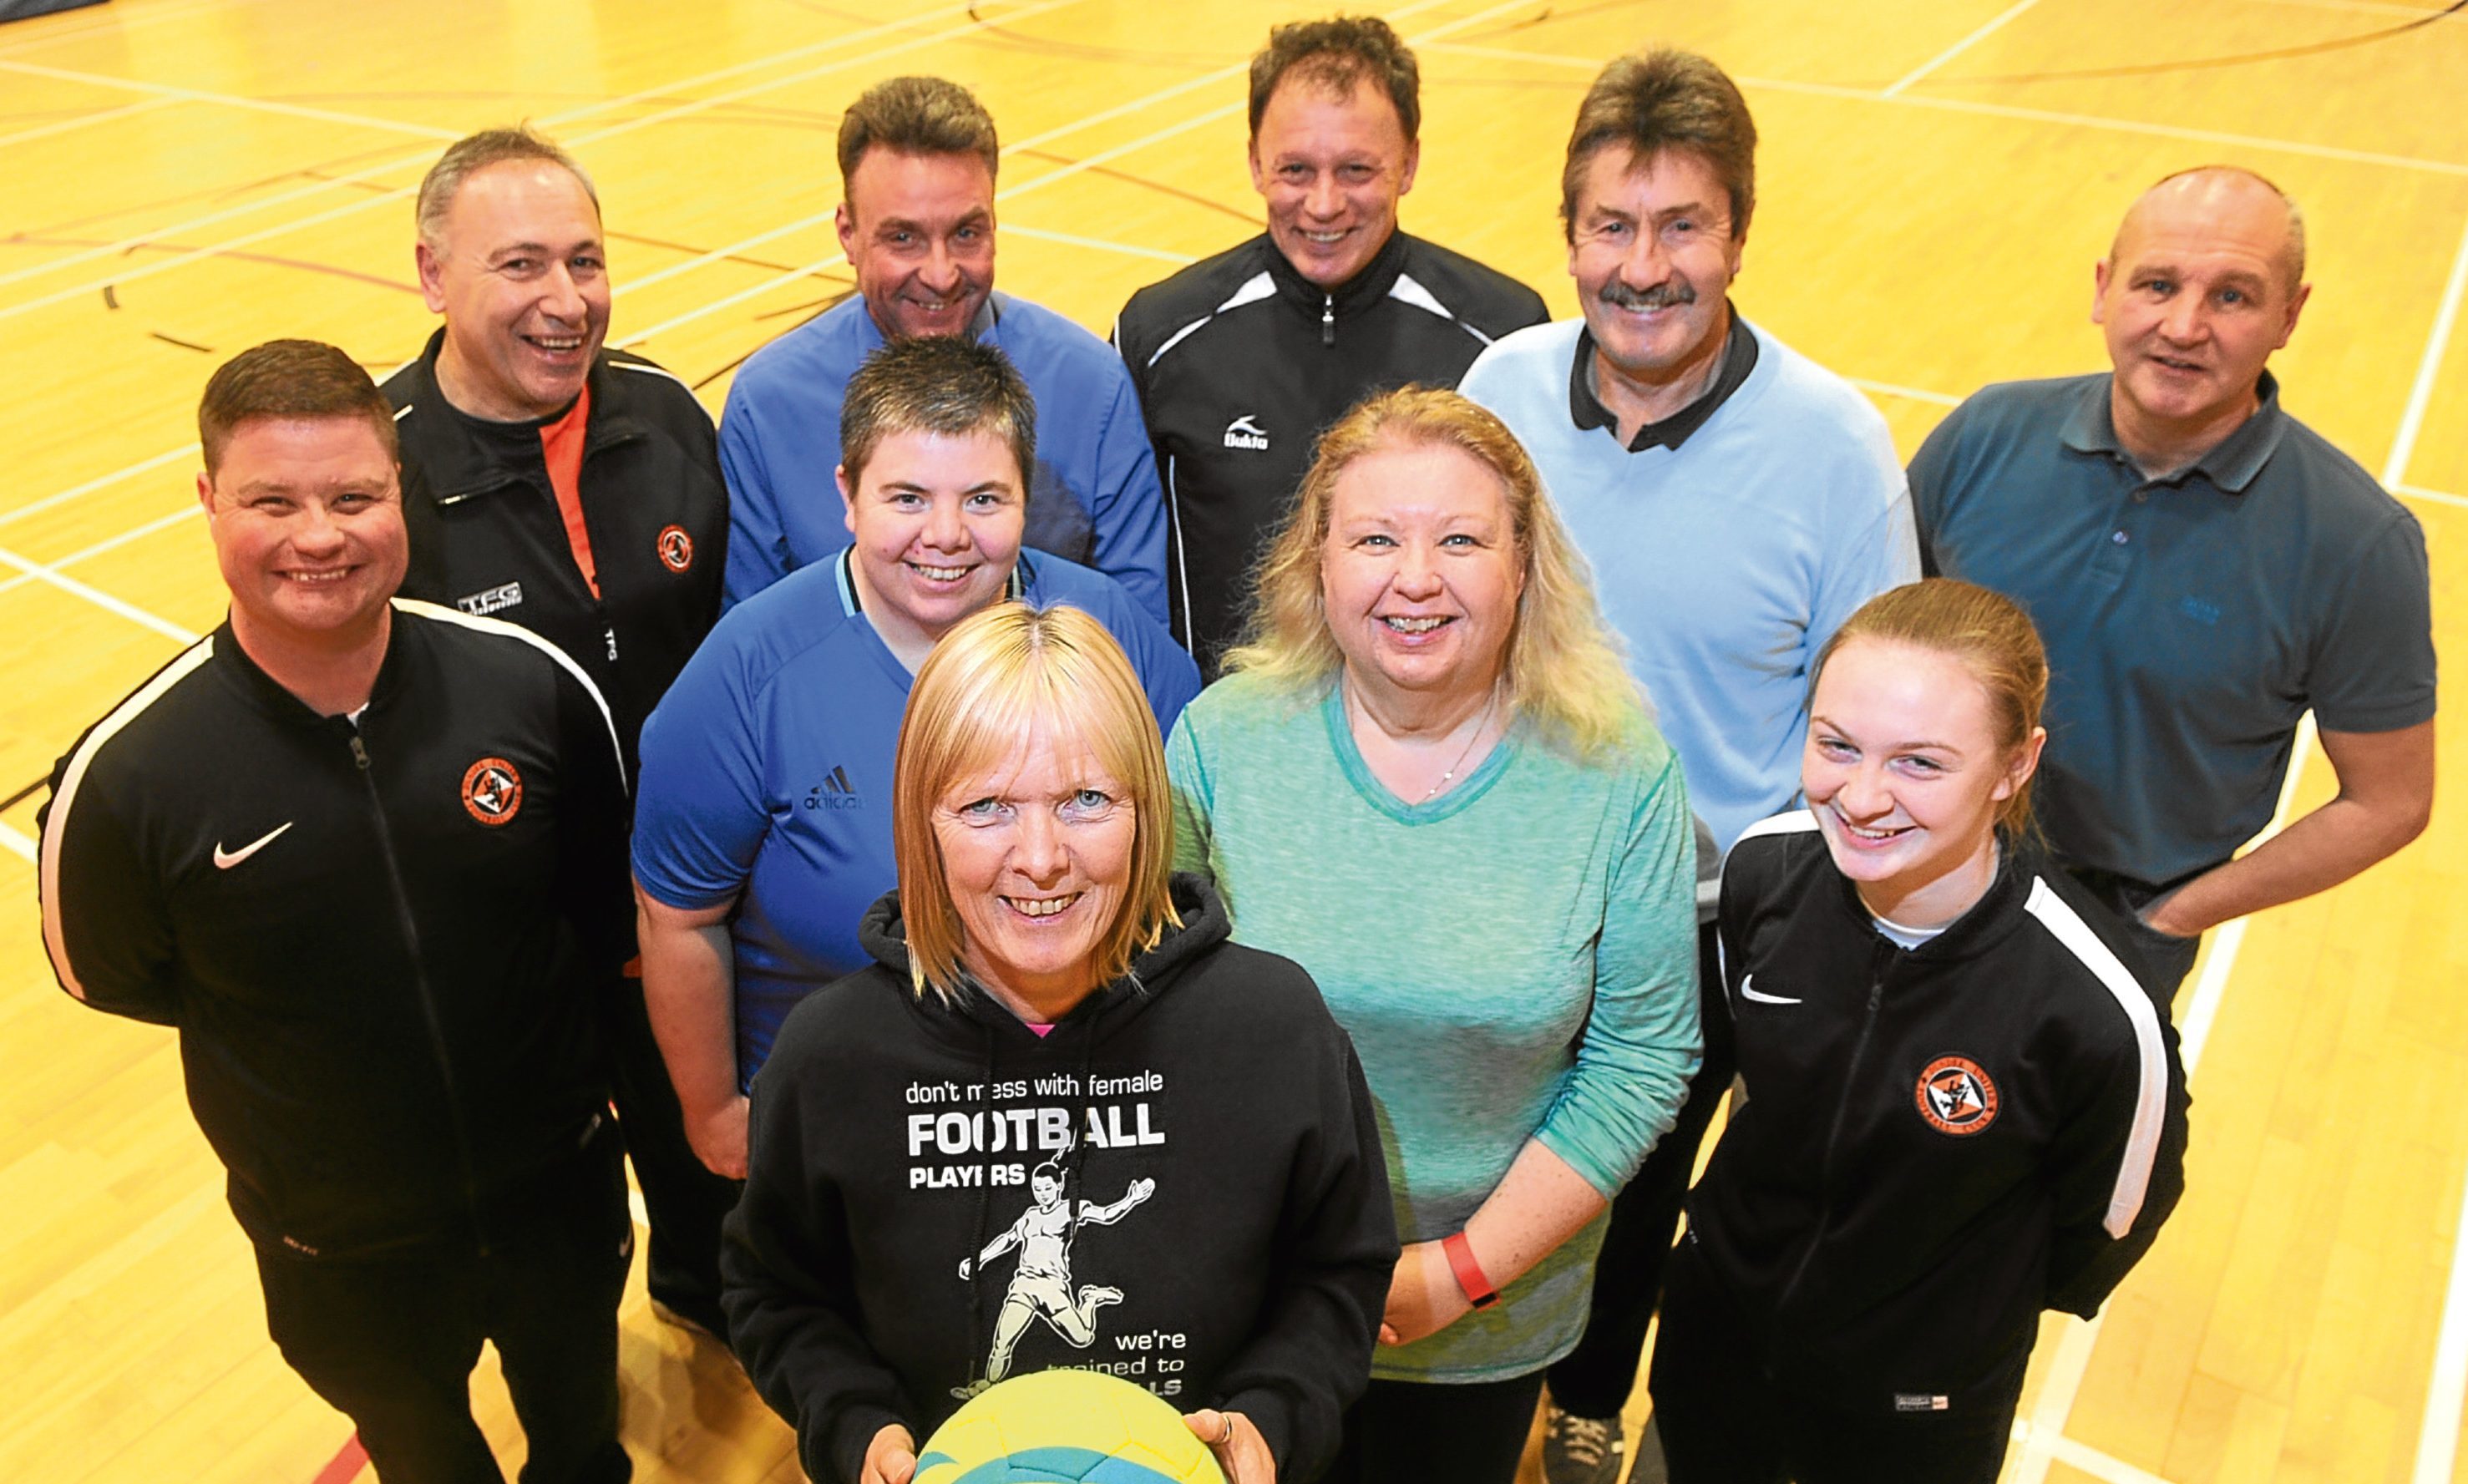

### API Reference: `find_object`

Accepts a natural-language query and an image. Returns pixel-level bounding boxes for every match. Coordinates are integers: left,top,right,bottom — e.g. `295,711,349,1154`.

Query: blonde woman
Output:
1652,579,2189,1483
1167,387,1700,1483
723,602,1395,1484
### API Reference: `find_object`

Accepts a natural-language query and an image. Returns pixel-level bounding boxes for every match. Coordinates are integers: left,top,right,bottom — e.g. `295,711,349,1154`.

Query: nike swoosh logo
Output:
1740,975,1802,1006
212,822,294,870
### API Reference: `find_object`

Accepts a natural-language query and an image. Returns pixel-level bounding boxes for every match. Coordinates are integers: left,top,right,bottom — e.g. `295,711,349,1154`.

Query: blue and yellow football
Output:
912,1369,1224,1483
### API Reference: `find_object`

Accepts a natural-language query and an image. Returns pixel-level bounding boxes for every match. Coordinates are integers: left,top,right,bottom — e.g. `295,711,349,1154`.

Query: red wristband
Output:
1442,1230,1499,1309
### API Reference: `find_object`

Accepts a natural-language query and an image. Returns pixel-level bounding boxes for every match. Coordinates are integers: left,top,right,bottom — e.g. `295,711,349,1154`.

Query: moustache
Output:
1597,279,1697,311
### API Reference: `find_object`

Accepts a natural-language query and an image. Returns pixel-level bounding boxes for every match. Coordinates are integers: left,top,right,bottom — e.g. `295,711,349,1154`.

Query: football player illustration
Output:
960,1152,1156,1386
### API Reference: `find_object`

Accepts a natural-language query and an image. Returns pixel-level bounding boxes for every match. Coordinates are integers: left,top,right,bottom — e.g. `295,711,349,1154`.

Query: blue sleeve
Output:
1534,749,1705,1196
719,379,793,612
631,626,775,909
1807,422,1922,670
1087,362,1170,626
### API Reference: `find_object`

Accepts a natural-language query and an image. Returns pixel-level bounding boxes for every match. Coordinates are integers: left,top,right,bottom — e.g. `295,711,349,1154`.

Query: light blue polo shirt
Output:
632,550,1199,1087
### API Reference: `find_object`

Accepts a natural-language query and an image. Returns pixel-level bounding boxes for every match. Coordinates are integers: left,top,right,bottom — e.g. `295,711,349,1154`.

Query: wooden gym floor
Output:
0,1,2461,1479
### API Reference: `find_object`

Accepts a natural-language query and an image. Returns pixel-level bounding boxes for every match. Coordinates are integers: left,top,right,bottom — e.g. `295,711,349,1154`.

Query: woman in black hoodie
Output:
722,601,1398,1484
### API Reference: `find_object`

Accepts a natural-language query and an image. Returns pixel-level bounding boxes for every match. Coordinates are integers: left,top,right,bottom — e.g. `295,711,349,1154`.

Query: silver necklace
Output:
1346,680,1501,802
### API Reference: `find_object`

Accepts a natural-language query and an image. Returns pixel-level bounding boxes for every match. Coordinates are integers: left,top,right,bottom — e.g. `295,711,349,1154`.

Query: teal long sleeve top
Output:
1168,673,1702,1382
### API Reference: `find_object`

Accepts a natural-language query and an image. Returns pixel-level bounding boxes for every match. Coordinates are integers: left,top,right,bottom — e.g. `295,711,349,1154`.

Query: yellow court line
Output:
0,542,196,645
0,0,1007,301
0,58,464,139
1418,41,2468,177
1883,0,2044,98
0,94,179,153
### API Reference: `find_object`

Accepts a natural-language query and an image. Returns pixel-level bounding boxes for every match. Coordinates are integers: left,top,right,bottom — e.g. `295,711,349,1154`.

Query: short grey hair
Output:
416,127,600,252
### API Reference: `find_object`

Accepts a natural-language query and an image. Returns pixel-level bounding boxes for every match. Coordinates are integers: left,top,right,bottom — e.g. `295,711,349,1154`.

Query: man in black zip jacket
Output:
1113,17,1547,675
388,127,739,1340
41,342,636,1484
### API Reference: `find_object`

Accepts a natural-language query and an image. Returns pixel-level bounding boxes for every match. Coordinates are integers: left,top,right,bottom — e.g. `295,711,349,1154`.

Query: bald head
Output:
2110,166,2305,295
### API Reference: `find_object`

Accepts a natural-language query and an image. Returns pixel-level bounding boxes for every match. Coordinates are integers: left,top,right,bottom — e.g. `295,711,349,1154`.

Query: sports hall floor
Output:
1,0,2462,1479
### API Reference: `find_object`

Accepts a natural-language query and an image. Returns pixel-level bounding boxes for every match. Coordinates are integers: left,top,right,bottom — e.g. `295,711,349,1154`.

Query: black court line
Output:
2,776,48,812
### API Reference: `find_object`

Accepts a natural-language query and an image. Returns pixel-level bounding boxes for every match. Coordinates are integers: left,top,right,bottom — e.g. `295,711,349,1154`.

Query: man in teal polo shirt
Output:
1912,166,2435,997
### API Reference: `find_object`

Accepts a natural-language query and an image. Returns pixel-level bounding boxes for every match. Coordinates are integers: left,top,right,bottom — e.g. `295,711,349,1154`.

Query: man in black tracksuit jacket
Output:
1650,812,2191,1480
42,339,636,1483
389,128,737,1337
1112,19,1547,676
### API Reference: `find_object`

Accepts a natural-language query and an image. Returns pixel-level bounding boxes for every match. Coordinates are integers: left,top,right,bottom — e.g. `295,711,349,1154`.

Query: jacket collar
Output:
1262,226,1410,318
1827,829,2040,961
399,328,647,502
212,604,413,727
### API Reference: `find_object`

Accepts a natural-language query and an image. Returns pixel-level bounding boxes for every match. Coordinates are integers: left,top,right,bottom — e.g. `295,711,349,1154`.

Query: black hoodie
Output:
722,874,1397,1484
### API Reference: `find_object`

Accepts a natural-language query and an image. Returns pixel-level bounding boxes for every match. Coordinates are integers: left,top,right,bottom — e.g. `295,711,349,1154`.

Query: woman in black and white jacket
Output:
1650,578,2191,1484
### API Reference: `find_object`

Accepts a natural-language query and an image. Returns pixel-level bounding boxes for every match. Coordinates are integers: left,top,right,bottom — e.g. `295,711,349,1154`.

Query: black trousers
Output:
1545,922,1730,1420
2064,866,2203,1007
1648,1241,2025,1484
256,1128,634,1484
601,971,740,1332
1319,1373,1548,1484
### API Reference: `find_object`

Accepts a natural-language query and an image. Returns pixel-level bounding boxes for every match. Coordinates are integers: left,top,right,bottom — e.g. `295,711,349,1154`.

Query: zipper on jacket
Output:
1772,954,1893,1319
1321,293,1335,347
350,731,490,1253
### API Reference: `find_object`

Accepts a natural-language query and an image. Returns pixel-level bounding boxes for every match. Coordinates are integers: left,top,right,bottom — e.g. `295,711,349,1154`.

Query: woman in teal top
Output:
1167,387,1701,1484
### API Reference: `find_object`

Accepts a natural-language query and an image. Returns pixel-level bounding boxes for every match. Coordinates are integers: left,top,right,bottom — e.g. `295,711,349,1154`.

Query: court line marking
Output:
1002,225,1199,263
1883,0,2044,97
2249,0,2468,18
2006,715,2316,1484
0,0,233,59
0,58,464,139
0,0,1027,302
0,94,178,152
616,0,1523,350
0,505,200,600
1848,377,1963,407
2398,483,2468,509
0,818,34,865
2379,207,2468,490
0,443,197,530
0,541,198,645
1422,41,2468,177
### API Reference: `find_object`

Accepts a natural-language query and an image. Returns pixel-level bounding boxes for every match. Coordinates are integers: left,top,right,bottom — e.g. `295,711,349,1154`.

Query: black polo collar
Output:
1568,306,1758,452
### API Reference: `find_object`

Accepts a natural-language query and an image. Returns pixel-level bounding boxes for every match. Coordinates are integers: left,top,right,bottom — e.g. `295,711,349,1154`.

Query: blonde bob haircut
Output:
892,602,1181,1003
1224,386,1641,761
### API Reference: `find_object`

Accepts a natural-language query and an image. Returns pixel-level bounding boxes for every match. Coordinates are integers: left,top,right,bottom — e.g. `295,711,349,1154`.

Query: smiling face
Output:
837,146,996,340
1802,638,2042,928
1320,438,1524,709
1568,144,1741,394
200,416,407,651
932,717,1137,1021
1249,73,1419,290
2094,171,2308,463
417,160,609,423
839,427,1025,666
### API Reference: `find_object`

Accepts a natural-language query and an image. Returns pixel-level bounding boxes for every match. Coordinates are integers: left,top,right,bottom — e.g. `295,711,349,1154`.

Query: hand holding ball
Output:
912,1369,1230,1482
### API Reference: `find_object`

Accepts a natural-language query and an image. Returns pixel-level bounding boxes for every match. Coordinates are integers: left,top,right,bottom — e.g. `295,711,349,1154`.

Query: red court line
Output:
311,1433,367,1484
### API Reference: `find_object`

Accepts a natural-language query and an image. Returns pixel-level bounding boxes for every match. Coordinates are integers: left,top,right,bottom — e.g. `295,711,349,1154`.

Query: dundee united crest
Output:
461,757,525,827
1915,1056,1999,1136
656,524,695,573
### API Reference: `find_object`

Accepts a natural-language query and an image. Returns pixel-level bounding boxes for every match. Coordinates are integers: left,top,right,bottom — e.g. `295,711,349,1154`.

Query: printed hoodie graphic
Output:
956,1146,1156,1394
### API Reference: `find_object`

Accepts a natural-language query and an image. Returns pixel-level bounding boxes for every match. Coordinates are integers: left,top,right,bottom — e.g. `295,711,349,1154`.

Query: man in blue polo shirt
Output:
1458,52,1916,1484
634,337,1197,1183
1913,165,2435,996
718,75,1168,623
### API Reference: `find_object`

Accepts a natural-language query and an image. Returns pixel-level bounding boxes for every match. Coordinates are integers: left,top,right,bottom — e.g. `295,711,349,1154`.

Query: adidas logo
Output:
1222,414,1269,451
803,765,862,811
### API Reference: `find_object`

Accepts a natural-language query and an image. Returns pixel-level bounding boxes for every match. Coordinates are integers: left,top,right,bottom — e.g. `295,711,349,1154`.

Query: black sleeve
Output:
38,745,181,1026
552,660,636,976
722,1030,912,1484
1208,1011,1399,1481
2045,1004,2190,1318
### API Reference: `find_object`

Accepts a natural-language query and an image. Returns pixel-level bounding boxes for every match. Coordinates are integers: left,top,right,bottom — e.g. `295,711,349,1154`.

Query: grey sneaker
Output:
1543,1405,1626,1484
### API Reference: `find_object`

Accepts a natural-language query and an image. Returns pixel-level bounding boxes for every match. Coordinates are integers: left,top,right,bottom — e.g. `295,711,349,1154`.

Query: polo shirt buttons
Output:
2113,529,2130,544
